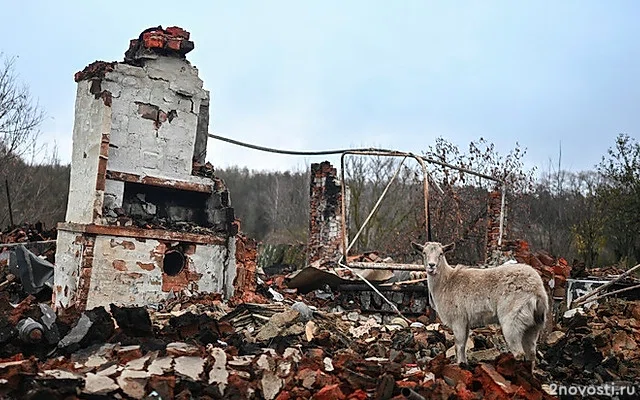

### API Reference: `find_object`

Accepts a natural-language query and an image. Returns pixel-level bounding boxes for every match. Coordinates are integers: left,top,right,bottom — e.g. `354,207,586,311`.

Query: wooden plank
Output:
105,170,213,193
57,222,227,245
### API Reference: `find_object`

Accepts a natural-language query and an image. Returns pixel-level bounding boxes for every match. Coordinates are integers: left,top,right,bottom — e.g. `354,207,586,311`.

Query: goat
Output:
412,241,548,366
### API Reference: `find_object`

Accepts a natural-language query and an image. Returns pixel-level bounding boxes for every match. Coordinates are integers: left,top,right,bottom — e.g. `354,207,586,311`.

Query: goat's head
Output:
411,241,455,275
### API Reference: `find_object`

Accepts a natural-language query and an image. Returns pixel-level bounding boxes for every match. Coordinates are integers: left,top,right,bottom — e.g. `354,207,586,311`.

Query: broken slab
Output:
83,373,119,395
208,347,228,393
117,369,150,399
174,356,205,381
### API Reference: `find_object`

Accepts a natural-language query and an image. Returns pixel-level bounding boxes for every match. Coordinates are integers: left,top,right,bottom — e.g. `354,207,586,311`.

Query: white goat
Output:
412,241,548,365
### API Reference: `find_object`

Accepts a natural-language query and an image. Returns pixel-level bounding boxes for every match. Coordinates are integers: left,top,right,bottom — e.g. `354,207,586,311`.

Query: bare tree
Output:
0,54,44,165
597,134,640,266
0,54,59,229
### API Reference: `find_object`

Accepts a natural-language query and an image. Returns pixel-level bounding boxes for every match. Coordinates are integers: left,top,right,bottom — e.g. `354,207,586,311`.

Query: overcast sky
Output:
1,1,638,173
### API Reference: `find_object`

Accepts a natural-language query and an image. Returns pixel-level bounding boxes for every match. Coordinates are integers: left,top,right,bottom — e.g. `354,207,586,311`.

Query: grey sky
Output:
2,1,638,173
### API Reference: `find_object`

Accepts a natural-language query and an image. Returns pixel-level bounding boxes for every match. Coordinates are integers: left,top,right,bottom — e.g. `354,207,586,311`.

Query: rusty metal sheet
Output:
57,223,227,245
105,170,213,193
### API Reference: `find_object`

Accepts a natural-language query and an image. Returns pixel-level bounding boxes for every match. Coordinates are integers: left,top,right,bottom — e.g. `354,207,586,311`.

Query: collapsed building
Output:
53,27,241,311
1,25,640,400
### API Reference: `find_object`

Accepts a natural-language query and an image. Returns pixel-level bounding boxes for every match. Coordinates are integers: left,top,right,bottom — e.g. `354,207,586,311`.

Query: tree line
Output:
2,54,639,268
216,135,640,268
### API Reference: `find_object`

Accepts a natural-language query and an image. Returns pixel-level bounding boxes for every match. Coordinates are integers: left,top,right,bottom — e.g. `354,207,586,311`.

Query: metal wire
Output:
208,133,389,156
344,156,407,255
208,133,503,183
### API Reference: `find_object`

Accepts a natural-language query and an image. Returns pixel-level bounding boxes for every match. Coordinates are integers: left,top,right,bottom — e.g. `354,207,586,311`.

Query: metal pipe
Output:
345,156,407,255
5,179,14,227
340,151,439,260
0,239,57,249
401,387,426,400
338,284,428,292
498,182,506,247
338,260,411,324
337,149,507,267
339,149,503,183
348,261,426,271
340,152,349,263
412,154,430,239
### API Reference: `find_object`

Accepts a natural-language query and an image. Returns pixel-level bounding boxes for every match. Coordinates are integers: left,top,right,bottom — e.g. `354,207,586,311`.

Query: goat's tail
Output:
533,293,548,325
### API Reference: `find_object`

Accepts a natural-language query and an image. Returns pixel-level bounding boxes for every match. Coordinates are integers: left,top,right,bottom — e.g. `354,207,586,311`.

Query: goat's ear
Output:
442,242,455,253
411,241,424,253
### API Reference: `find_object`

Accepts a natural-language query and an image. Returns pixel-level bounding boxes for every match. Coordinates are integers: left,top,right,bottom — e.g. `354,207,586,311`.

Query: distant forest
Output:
2,134,639,268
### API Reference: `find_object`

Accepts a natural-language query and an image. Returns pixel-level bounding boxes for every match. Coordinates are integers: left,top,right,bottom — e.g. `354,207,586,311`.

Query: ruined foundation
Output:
54,27,238,310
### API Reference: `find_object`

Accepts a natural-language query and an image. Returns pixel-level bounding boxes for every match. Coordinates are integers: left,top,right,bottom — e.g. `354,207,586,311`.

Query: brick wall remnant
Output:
230,234,260,304
485,189,505,264
307,161,344,264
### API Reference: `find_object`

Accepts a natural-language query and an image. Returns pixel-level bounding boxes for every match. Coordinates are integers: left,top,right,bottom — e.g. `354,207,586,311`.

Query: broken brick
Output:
166,26,190,39
312,384,345,400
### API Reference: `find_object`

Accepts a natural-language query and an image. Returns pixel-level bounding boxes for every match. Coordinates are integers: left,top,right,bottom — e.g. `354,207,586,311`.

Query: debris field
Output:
2,224,640,400
2,24,640,400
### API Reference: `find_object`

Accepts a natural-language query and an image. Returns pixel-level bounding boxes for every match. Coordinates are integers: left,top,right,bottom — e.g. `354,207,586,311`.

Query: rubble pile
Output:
2,232,639,398
502,240,571,299
0,288,555,400
0,223,57,245
540,299,640,386
1,224,57,306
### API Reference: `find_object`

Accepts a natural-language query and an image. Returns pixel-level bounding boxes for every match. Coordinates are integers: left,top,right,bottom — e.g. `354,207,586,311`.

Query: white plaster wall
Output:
223,237,237,299
53,230,84,309
102,58,207,181
103,179,125,213
65,81,112,224
84,235,233,309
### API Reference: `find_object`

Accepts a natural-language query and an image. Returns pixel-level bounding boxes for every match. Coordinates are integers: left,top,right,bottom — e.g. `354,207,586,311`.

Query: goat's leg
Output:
500,319,525,359
522,324,542,370
452,323,469,364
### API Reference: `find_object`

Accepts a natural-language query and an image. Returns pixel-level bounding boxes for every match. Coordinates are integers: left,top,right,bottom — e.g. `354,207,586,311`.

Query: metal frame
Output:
339,150,505,270
206,134,507,322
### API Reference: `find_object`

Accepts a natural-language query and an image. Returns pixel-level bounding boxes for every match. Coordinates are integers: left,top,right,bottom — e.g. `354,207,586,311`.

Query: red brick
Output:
529,255,543,271
475,364,518,399
312,384,345,400
454,385,477,400
166,26,190,39
536,251,555,267
143,34,165,49
396,380,417,390
553,263,571,278
442,364,473,387
347,390,368,400
167,38,182,51
275,391,291,400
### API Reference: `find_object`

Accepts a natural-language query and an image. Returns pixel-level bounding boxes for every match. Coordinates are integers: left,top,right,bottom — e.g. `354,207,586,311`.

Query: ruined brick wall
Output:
230,234,262,304
485,189,505,263
307,161,344,264
54,27,240,310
